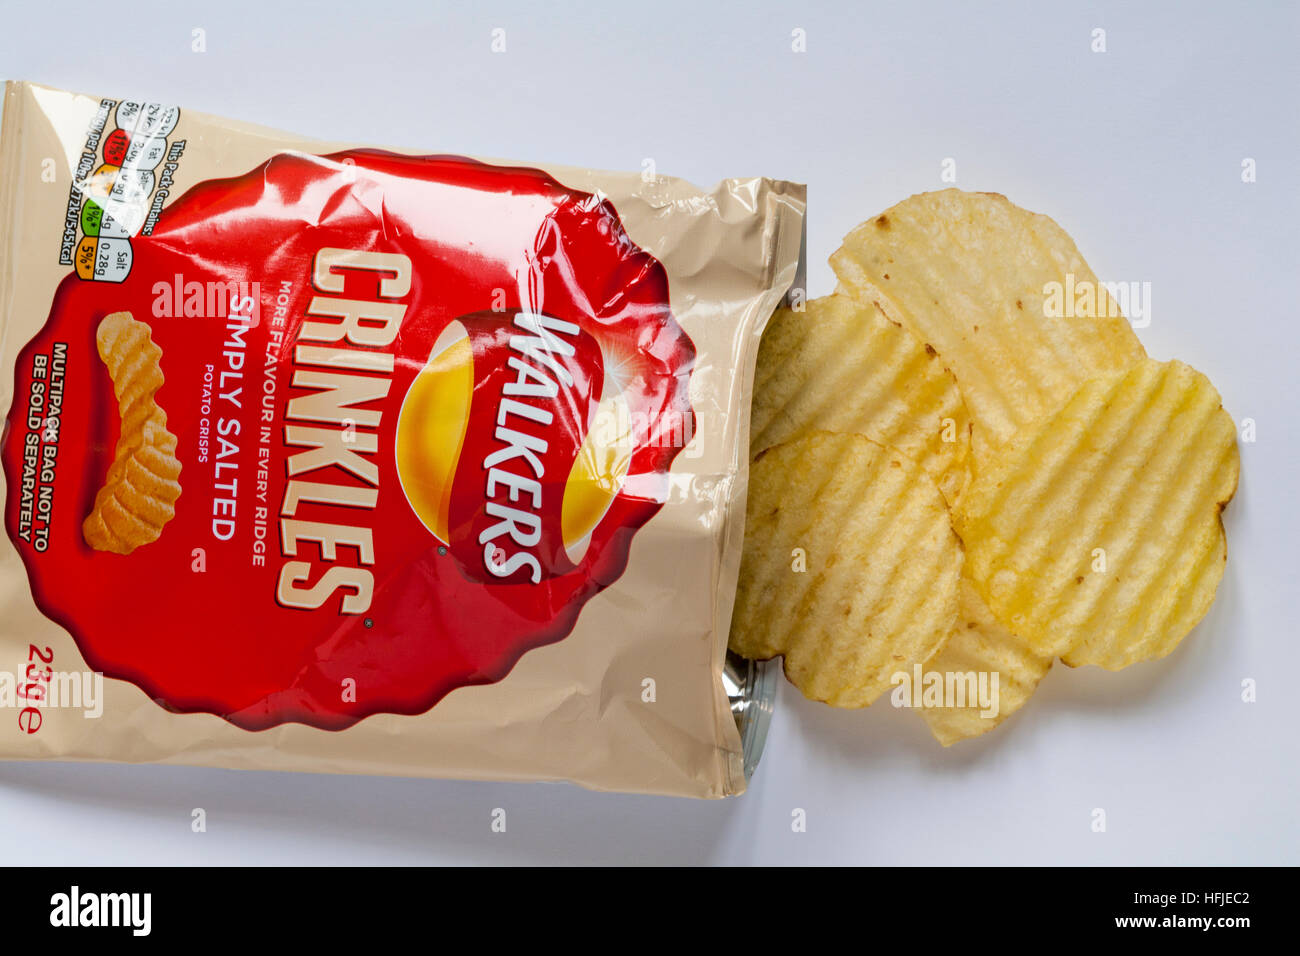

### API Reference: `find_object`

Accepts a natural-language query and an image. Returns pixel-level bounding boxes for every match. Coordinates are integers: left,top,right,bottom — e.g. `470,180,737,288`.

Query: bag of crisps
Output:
0,81,803,797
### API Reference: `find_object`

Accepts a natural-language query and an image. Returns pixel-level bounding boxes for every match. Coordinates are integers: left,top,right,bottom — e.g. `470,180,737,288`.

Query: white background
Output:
1,0,1296,865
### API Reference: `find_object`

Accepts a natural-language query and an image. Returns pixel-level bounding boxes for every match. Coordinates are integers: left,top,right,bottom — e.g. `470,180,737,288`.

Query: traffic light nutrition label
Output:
57,97,186,283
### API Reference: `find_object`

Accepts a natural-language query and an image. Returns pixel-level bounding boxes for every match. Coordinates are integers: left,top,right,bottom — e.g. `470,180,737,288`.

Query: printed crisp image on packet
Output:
0,81,805,797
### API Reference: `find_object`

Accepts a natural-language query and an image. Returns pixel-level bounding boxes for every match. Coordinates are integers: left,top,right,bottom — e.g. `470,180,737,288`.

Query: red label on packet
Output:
2,150,695,731
102,128,131,167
